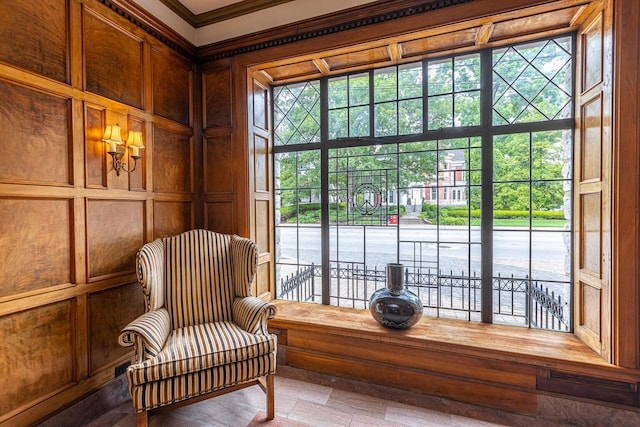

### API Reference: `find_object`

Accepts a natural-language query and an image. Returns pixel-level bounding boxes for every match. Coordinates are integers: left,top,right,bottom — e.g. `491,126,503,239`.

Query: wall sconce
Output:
102,124,144,176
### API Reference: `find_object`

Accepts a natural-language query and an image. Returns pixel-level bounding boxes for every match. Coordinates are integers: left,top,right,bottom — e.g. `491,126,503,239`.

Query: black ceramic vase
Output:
369,263,423,329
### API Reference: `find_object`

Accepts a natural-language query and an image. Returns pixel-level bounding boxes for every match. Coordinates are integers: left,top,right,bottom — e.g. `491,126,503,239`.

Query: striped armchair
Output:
118,229,277,426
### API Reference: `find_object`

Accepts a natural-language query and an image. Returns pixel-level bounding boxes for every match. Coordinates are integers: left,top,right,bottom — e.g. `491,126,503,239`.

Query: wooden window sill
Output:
269,300,640,391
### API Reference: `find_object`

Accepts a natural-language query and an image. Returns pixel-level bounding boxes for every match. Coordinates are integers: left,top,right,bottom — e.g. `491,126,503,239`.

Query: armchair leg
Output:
136,410,148,427
266,374,275,420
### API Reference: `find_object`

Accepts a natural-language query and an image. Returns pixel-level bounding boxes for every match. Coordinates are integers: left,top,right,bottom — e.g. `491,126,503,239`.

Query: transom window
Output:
273,35,574,331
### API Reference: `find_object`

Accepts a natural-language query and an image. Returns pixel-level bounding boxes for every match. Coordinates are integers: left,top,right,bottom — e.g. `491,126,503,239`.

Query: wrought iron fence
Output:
278,263,569,331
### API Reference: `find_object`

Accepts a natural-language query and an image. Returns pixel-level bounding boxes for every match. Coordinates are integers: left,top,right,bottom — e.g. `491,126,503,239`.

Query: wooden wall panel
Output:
89,283,144,374
0,300,74,417
127,116,146,191
154,200,193,238
205,136,233,194
574,4,612,361
206,202,234,234
246,74,274,298
0,0,68,83
581,96,602,181
85,104,107,188
0,79,71,185
83,8,143,109
612,0,640,369
0,198,72,299
255,262,270,297
152,49,192,125
254,134,269,192
153,126,192,193
86,199,145,280
255,199,270,254
583,13,603,91
0,0,199,424
253,80,267,130
580,280,602,336
580,192,602,276
203,67,232,128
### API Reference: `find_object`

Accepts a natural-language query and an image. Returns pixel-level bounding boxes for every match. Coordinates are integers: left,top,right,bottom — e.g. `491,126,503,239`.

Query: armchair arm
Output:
118,308,171,363
232,297,277,335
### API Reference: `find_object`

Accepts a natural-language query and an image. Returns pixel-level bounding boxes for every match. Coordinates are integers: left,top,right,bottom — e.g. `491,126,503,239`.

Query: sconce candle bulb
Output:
102,124,144,176
102,124,123,154
126,131,144,158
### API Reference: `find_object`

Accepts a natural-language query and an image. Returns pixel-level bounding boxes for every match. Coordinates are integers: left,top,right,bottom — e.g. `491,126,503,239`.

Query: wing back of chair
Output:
163,229,235,329
136,239,165,312
230,235,258,298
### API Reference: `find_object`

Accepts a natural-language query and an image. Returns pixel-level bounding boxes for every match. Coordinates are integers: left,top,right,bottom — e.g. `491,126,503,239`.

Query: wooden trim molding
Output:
158,0,295,28
537,368,640,407
97,0,196,59
196,0,475,61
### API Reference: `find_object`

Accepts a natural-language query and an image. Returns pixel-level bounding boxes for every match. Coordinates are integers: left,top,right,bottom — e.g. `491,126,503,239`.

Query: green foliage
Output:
419,205,564,225
281,202,406,224
275,36,572,228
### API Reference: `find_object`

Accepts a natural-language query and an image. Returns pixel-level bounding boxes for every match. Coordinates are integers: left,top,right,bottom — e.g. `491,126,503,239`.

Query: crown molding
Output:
158,0,296,28
197,0,475,62
99,0,197,58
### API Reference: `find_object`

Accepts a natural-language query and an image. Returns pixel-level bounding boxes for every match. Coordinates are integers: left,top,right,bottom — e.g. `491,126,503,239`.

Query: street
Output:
276,223,571,282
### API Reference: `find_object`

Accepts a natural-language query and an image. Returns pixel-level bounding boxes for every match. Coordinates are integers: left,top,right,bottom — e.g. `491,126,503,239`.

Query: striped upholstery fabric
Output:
164,230,234,329
128,321,275,385
230,235,257,298
119,229,277,415
119,308,171,360
127,353,275,412
136,239,165,311
233,297,276,335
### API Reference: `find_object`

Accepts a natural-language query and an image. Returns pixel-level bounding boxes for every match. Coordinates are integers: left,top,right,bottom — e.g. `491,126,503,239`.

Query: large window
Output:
273,35,574,331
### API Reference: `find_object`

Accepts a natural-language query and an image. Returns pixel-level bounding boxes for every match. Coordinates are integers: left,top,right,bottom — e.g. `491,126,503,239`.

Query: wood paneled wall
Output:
1,0,638,423
0,0,196,425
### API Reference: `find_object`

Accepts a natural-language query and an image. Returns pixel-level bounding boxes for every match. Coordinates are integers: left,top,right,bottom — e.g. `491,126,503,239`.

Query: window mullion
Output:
480,47,494,324
320,78,330,305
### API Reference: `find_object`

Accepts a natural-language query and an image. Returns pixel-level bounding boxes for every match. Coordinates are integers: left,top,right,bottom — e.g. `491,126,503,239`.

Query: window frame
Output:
272,34,576,328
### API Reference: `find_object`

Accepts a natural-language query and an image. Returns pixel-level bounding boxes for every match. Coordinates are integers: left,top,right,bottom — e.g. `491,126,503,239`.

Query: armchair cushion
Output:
119,309,171,360
127,321,276,386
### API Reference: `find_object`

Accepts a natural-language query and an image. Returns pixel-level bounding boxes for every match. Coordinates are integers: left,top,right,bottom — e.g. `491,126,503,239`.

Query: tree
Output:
275,37,569,220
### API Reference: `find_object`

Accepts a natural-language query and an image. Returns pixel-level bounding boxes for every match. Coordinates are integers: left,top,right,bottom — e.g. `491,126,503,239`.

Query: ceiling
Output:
131,0,381,46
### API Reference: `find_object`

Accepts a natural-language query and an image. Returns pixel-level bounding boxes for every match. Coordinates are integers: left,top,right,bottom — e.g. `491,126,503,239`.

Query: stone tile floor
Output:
41,367,640,426
84,376,510,427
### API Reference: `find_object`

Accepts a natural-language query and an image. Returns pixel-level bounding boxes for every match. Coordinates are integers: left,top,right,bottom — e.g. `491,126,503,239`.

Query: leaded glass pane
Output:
428,58,453,95
493,36,573,125
349,73,369,106
399,63,422,98
455,54,480,91
428,94,453,129
329,76,348,109
493,133,530,182
349,105,370,137
329,109,348,139
454,91,480,126
374,67,397,103
374,102,397,137
273,81,320,145
398,99,423,135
